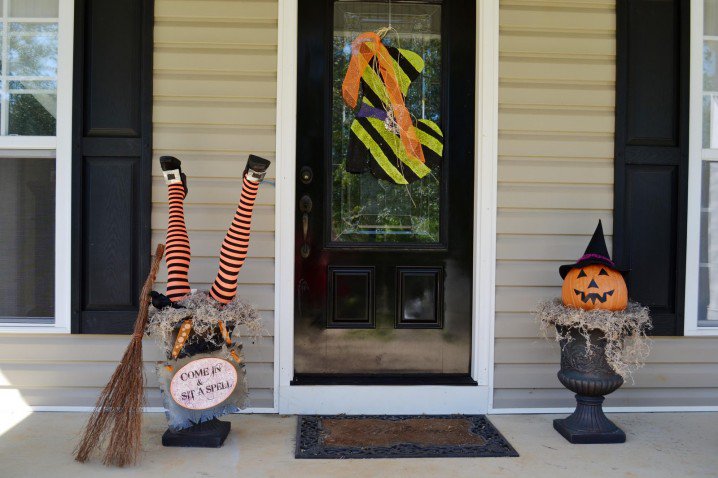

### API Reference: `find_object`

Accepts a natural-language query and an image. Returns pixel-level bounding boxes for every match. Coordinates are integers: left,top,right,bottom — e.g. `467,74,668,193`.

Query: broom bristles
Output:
74,244,165,467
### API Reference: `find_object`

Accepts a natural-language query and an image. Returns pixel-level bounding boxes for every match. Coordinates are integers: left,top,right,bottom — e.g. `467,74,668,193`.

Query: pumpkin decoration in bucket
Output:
559,221,627,311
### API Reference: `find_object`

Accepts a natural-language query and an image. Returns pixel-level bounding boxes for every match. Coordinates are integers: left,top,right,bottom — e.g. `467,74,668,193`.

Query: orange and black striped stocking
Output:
165,183,191,301
209,176,260,304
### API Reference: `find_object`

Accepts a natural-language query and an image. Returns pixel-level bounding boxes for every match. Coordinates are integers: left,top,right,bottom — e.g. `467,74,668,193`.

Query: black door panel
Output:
295,0,475,382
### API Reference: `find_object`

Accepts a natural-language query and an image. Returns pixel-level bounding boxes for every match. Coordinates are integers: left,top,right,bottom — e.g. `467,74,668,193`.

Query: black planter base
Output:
553,395,626,444
162,418,231,448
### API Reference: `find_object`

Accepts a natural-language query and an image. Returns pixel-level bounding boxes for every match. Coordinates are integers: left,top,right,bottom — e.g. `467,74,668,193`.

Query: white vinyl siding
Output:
151,0,277,409
493,0,718,409
2,0,717,412
0,0,277,410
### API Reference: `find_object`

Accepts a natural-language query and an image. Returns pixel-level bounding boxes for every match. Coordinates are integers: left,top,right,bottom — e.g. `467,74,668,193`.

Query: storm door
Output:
294,0,475,384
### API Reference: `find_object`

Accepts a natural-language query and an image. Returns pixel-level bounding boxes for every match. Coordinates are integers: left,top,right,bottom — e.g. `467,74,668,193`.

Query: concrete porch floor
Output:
0,412,716,477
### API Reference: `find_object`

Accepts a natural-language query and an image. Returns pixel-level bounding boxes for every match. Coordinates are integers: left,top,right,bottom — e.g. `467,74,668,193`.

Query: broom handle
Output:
133,243,165,337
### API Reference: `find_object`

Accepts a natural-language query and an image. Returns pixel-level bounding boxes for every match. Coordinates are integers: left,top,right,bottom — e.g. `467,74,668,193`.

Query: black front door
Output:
294,0,475,384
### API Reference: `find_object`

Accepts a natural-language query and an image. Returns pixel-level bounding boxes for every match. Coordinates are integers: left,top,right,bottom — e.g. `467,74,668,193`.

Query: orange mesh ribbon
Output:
341,32,425,164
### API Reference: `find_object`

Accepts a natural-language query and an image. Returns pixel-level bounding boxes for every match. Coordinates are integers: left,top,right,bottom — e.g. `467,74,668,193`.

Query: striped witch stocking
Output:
162,158,192,302
210,155,270,304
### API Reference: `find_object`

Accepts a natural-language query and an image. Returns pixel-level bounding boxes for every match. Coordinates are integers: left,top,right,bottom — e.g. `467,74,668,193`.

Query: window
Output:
687,0,718,334
0,0,72,332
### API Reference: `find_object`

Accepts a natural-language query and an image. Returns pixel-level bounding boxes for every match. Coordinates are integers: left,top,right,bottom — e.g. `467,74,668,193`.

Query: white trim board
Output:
684,0,705,335
274,0,499,414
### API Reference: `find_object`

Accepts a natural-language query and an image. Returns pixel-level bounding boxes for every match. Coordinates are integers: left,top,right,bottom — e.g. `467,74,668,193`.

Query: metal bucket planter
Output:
553,326,626,444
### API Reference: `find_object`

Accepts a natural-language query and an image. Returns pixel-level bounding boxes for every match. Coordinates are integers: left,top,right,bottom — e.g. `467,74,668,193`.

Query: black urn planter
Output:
553,326,626,444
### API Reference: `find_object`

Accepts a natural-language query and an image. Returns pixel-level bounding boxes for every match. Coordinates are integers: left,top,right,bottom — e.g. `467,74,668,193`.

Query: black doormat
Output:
295,415,518,459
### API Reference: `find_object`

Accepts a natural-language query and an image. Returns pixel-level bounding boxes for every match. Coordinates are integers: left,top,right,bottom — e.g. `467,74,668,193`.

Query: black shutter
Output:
614,0,689,335
71,0,154,334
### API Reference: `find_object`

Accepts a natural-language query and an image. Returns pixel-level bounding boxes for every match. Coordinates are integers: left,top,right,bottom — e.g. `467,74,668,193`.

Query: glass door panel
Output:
331,1,442,244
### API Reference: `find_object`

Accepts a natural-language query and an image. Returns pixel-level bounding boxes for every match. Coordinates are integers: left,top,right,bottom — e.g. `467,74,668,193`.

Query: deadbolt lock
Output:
300,166,313,185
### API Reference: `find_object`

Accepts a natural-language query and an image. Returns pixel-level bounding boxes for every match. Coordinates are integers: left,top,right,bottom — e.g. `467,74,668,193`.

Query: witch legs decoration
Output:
155,154,270,307
153,154,269,447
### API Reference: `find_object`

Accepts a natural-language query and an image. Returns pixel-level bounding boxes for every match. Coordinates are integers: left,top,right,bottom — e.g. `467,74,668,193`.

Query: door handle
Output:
300,195,313,258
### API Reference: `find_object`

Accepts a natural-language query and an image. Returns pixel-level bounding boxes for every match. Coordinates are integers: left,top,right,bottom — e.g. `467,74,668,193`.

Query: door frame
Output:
274,0,499,414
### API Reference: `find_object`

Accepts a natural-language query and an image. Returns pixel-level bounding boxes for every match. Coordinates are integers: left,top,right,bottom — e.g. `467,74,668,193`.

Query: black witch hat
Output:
559,220,627,279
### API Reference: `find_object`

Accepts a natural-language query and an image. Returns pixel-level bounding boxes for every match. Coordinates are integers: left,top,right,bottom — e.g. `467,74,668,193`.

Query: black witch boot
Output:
244,154,271,183
160,155,189,197
150,291,186,310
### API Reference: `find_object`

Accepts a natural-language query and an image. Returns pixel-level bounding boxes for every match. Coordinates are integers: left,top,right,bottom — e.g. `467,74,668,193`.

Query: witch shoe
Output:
160,155,189,197
150,291,186,310
244,154,271,183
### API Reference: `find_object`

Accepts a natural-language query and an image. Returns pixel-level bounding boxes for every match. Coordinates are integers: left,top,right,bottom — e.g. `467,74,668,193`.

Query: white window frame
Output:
686,0,718,335
0,0,73,333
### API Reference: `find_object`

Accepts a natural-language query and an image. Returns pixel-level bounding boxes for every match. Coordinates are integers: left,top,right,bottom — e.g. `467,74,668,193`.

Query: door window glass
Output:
331,1,442,243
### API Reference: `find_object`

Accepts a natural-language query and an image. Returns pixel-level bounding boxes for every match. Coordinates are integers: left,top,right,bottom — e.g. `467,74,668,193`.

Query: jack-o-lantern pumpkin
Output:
558,220,628,311
561,264,627,311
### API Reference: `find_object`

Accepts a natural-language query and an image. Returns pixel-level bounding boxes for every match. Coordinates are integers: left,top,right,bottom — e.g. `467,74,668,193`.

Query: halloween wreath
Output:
341,30,443,185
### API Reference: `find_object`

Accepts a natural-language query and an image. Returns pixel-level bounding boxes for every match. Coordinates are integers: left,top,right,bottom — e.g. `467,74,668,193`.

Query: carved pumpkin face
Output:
561,264,627,311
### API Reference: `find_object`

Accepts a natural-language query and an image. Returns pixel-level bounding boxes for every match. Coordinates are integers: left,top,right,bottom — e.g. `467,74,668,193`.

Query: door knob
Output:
300,194,313,213
300,195,312,258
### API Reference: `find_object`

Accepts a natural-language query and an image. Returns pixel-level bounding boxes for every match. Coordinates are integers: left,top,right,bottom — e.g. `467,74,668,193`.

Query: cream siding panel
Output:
493,0,718,409
151,178,275,205
2,0,714,412
499,59,615,83
154,0,277,19
154,72,277,104
499,158,613,184
495,363,718,389
151,205,275,231
499,133,614,158
498,210,613,235
150,231,275,257
0,387,274,409
0,362,274,389
494,388,718,409
0,0,278,410
150,0,278,409
500,84,615,109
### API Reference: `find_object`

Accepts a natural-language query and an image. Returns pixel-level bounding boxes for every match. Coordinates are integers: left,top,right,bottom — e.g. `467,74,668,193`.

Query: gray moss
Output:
146,290,264,356
535,298,652,381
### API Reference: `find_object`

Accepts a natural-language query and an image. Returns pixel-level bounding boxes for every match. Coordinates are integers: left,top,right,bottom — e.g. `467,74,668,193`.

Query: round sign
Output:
169,357,237,410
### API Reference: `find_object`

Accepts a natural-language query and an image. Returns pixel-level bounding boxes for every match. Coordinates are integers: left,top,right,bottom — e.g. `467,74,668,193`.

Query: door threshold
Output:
290,373,478,386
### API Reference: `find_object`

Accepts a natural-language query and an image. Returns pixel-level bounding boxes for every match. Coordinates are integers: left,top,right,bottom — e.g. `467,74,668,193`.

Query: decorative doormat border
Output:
295,415,519,459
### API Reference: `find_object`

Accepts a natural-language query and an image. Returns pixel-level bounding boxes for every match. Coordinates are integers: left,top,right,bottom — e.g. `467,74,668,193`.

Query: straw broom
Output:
74,243,165,467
